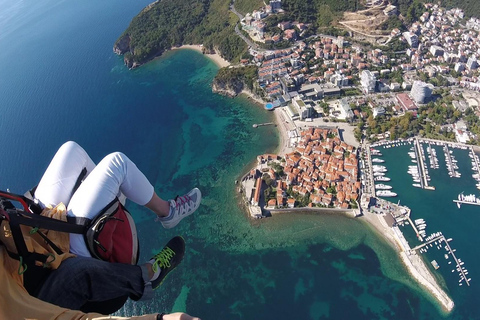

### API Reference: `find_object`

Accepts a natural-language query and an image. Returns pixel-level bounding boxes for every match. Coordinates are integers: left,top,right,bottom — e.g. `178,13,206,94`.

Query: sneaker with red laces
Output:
158,188,201,229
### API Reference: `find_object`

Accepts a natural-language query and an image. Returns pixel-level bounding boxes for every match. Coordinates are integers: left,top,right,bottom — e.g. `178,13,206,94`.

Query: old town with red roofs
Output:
249,128,360,211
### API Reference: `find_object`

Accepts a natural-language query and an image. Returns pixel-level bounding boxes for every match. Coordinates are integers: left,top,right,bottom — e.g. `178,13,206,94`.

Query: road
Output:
230,1,264,51
229,1,341,53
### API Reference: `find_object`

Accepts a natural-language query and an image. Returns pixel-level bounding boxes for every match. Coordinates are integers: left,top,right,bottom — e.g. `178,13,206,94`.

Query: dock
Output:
405,214,423,241
252,122,275,128
412,235,471,286
414,137,433,190
366,145,375,195
470,145,480,176
453,199,480,206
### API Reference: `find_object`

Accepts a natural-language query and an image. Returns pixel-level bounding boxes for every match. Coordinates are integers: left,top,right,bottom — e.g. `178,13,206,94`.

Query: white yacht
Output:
375,184,392,190
376,190,397,197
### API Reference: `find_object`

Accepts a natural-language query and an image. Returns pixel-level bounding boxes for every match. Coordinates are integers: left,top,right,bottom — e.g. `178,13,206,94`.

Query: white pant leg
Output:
35,141,96,208
67,152,154,257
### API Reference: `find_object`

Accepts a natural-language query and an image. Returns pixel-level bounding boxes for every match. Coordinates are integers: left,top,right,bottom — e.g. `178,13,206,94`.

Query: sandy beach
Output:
273,107,295,156
173,44,230,68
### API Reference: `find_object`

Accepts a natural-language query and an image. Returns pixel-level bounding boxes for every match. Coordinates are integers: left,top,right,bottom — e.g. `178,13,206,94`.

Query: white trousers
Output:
34,141,154,257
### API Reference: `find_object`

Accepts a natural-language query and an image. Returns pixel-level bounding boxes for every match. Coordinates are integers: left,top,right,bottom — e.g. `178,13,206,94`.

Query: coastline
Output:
360,212,454,313
238,90,292,156
173,44,230,68
272,107,295,156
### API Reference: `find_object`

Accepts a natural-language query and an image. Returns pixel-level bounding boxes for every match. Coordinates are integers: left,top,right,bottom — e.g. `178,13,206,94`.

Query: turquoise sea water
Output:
0,0,477,319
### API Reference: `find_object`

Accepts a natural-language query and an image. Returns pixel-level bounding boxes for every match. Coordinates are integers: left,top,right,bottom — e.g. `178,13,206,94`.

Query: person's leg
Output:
36,236,186,313
67,151,201,256
67,152,170,256
35,256,148,311
34,141,96,208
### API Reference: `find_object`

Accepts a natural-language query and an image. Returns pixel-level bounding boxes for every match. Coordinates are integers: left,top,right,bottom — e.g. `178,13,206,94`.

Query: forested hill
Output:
113,0,247,68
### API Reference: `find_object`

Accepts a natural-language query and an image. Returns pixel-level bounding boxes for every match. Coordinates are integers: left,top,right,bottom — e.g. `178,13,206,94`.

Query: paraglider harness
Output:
0,169,139,298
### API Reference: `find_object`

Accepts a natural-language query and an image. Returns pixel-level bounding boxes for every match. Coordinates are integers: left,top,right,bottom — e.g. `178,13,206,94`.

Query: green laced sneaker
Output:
148,236,185,290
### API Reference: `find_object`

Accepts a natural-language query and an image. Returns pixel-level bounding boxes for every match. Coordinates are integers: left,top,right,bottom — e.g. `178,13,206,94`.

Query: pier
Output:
427,143,439,169
470,145,480,176
412,235,471,287
252,122,275,128
443,144,460,178
453,199,480,206
406,215,423,241
365,145,375,195
414,138,433,190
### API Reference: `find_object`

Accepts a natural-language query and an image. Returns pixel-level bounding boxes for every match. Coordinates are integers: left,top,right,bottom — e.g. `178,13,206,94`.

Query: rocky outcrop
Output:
113,35,144,69
212,82,239,97
123,55,141,69
211,77,244,97
113,35,131,55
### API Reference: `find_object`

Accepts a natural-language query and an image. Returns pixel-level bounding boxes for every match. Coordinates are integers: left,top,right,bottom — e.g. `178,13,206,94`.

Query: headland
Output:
237,103,454,313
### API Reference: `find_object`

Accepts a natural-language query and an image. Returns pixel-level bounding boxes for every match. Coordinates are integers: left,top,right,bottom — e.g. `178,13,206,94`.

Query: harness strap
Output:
34,229,64,255
69,167,87,200
12,211,88,234
8,213,50,269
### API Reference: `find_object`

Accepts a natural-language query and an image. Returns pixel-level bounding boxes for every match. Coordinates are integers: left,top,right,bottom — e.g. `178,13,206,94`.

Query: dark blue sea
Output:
0,0,477,319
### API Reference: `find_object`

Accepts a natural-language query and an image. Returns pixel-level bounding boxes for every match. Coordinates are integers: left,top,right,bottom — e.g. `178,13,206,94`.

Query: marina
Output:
362,137,476,295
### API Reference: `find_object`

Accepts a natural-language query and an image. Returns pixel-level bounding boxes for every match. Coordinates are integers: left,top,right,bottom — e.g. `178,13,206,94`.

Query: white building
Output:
340,99,354,120
410,81,433,104
466,57,478,70
402,81,412,90
293,98,312,120
336,36,345,49
297,83,324,100
403,32,418,48
360,70,376,94
390,82,401,91
383,5,397,16
252,10,266,20
330,73,349,87
454,62,465,73
454,120,469,143
430,45,444,57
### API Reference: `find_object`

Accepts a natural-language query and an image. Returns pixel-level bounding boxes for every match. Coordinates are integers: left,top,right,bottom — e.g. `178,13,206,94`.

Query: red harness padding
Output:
85,200,139,265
